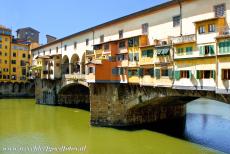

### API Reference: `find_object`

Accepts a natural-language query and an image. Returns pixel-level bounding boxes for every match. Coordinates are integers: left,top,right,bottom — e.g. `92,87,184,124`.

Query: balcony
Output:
216,26,230,38
120,60,128,67
86,50,94,56
174,50,215,59
139,58,154,65
171,34,196,45
64,74,86,81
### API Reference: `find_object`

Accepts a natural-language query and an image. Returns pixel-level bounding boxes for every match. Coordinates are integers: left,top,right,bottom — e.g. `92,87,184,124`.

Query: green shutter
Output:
186,47,193,55
155,69,160,79
209,45,215,54
199,46,204,55
223,42,227,53
189,70,192,79
150,68,154,77
168,69,173,79
219,42,223,54
142,50,147,57
212,70,216,79
128,70,132,77
196,70,200,79
174,71,180,80
227,41,230,53
139,68,144,77
147,49,153,57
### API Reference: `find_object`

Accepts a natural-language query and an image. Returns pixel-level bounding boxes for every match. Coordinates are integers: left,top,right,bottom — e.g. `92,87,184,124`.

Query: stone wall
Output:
0,81,35,98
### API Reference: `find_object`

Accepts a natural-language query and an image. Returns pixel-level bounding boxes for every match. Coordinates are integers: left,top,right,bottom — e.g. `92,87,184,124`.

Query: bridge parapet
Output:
64,74,86,81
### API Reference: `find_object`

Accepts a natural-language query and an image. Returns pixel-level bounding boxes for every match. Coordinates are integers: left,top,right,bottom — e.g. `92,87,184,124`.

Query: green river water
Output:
0,99,229,154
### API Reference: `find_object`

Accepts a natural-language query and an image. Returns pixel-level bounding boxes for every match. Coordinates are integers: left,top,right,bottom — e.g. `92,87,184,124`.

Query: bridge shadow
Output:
60,103,90,111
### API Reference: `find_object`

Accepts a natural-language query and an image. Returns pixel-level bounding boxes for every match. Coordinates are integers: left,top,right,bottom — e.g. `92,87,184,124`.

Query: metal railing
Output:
64,74,86,80
171,34,196,44
217,26,230,37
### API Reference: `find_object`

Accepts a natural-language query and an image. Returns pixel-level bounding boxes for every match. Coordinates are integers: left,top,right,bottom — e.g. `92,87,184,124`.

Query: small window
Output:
74,42,77,49
198,26,205,34
13,52,16,57
13,67,16,72
56,47,58,53
5,52,7,56
214,4,225,17
118,41,126,48
208,24,216,32
43,51,45,55
64,45,67,51
142,23,149,34
173,15,181,27
22,53,26,58
5,45,7,49
86,39,89,46
100,35,104,43
4,60,7,64
49,49,51,54
180,70,190,78
119,30,123,39
104,43,109,50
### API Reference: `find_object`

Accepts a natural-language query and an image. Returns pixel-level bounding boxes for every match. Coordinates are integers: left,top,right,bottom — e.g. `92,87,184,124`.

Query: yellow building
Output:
0,26,30,83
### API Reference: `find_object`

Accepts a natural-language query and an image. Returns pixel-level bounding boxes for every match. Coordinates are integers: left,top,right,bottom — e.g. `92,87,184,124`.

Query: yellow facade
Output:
0,27,30,83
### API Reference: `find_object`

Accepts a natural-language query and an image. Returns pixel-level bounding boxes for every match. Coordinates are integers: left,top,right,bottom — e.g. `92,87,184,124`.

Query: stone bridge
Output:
35,78,230,127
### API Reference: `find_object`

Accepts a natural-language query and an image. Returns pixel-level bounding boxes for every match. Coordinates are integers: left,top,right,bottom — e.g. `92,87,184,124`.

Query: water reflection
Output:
184,98,230,154
0,98,229,154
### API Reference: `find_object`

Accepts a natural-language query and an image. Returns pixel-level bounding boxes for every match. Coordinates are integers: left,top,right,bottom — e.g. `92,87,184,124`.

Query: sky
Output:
0,0,169,44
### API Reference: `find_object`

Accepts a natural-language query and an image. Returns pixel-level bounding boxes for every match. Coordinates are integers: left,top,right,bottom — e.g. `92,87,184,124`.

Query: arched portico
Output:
62,55,69,75
70,54,80,74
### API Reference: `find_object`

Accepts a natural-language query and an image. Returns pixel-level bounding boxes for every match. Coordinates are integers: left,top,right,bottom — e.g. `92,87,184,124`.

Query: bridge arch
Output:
58,82,90,109
62,55,69,75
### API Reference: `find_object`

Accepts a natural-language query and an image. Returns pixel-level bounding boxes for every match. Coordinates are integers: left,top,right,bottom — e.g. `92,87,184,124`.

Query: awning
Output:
31,66,42,70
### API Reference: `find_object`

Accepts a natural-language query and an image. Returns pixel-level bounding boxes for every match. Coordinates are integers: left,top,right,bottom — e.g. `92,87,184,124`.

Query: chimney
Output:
46,35,57,43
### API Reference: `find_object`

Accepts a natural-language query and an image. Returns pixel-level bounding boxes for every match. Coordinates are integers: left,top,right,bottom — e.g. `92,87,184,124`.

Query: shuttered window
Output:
219,41,230,54
196,70,215,79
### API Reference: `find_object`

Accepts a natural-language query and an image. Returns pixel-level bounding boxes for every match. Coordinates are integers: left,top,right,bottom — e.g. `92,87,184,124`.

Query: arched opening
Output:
70,54,80,74
58,83,90,110
62,55,69,75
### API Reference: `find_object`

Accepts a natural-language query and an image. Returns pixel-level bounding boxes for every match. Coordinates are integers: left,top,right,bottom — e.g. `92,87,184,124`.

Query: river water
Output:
0,98,229,154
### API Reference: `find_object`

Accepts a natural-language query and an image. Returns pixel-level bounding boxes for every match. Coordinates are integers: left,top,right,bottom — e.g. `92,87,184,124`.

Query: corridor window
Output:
214,4,225,17
64,45,67,51
119,30,123,39
198,26,205,34
104,43,109,50
173,15,181,27
208,24,216,32
86,39,89,46
142,49,153,58
142,23,149,34
74,42,77,49
222,69,230,80
100,35,104,43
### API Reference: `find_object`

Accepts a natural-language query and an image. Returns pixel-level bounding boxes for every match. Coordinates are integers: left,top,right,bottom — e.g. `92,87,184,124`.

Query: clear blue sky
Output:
0,0,169,44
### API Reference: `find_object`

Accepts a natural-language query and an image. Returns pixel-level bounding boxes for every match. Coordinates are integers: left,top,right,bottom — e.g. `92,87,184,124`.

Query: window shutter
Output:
219,42,223,54
212,70,216,79
223,42,228,53
227,41,230,53
189,70,192,79
128,70,132,77
150,68,154,77
93,67,96,74
199,46,204,55
174,70,180,80
138,68,144,77
155,69,160,79
168,69,173,79
196,70,200,79
209,45,215,54
134,53,139,61
129,53,133,61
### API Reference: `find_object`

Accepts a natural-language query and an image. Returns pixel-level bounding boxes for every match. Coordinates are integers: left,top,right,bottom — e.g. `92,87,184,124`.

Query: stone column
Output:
69,63,72,74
